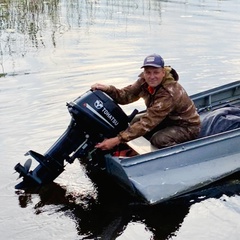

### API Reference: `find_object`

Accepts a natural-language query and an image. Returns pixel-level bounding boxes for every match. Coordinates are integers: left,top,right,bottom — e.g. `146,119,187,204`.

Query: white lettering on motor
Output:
101,107,119,126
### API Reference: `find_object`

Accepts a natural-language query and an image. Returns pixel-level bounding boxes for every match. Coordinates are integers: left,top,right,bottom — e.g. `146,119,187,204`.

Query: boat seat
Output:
127,136,158,155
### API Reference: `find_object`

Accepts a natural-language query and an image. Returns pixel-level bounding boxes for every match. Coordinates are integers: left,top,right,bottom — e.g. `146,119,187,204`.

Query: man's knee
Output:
150,130,177,149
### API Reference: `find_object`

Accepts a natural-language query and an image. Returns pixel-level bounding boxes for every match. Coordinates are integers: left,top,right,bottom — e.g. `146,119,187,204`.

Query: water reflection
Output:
15,181,189,239
0,0,61,52
15,170,240,239
0,0,164,76
0,0,163,54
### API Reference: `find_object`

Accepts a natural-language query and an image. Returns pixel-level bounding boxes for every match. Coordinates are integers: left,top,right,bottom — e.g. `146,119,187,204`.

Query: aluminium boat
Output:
14,81,240,204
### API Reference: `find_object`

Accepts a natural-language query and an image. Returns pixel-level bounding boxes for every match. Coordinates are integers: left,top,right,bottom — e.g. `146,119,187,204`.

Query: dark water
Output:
1,0,240,239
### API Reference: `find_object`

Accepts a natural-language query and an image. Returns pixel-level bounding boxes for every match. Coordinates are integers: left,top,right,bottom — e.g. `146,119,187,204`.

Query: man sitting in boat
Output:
91,54,201,150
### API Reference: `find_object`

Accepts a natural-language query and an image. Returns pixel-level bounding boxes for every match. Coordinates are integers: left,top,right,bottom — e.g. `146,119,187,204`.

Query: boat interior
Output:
118,81,240,156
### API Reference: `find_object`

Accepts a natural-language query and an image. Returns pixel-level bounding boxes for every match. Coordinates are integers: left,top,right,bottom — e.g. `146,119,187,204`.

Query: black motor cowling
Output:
68,90,129,137
14,90,131,189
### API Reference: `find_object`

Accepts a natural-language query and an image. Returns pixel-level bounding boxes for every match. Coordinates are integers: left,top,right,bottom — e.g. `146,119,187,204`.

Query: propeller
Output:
24,158,32,173
15,158,32,179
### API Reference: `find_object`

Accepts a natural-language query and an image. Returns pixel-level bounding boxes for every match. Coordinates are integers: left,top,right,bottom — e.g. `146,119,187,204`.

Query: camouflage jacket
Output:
104,66,201,142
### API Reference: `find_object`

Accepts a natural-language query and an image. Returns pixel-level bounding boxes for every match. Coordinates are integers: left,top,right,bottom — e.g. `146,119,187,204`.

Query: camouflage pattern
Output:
104,66,201,148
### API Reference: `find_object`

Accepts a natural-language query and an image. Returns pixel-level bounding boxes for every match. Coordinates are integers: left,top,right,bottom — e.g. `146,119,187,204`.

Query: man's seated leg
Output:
149,126,191,149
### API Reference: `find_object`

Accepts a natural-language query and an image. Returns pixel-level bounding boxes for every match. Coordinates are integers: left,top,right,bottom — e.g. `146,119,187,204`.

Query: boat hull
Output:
102,81,240,204
104,128,240,204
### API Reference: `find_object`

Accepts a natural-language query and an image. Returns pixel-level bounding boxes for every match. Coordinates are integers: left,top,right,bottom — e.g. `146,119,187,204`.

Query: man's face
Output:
143,67,165,87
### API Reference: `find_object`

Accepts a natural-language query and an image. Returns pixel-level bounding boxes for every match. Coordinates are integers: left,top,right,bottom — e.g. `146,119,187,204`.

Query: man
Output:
91,54,200,150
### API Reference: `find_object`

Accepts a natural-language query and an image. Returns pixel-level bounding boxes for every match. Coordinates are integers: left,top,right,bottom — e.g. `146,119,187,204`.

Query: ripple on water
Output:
172,195,240,239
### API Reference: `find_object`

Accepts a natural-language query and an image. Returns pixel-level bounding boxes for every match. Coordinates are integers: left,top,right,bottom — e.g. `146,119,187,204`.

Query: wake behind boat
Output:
14,81,240,204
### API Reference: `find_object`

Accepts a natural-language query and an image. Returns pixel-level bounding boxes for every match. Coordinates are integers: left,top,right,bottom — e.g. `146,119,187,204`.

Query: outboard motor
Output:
14,90,135,189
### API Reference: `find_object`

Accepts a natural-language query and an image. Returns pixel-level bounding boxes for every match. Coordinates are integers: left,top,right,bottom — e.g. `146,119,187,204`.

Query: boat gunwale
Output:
190,80,240,100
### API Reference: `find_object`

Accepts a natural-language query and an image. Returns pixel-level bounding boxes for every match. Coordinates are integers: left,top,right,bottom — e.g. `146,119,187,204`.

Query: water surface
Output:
1,0,240,239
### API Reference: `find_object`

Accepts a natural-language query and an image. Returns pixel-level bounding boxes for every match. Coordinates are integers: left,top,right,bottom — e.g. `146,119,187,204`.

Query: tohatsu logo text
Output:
94,100,119,126
101,107,119,126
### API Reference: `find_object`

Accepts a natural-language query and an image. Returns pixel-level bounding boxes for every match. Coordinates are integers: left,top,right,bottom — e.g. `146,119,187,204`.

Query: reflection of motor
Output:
14,90,135,189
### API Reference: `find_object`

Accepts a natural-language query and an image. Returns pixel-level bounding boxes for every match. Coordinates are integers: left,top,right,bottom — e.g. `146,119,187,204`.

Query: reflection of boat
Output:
14,81,240,205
